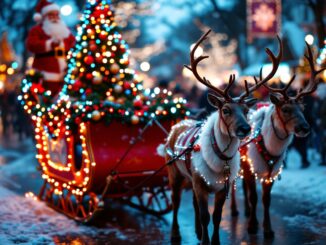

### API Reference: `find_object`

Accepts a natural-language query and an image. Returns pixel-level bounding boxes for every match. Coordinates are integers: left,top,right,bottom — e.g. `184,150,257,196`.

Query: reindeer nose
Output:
295,124,310,135
236,125,251,138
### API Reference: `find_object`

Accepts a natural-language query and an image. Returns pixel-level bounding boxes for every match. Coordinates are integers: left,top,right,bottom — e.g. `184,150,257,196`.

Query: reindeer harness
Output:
169,119,234,195
240,111,285,179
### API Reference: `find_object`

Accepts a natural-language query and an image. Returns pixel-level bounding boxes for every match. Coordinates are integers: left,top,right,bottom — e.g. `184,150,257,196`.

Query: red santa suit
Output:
26,0,75,95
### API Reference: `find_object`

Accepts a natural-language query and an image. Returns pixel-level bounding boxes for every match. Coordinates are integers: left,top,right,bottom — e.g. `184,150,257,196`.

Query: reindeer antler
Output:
238,36,283,102
184,29,235,101
295,42,326,101
264,41,325,101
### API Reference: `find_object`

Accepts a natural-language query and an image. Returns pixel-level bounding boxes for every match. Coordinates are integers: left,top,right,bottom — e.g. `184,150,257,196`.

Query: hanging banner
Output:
247,0,281,42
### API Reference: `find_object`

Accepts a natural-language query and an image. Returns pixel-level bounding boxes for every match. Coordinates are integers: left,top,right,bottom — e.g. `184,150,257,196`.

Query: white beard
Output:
42,18,70,40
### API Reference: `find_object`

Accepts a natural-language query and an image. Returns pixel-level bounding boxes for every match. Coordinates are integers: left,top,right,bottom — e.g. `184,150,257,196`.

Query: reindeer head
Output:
264,42,325,138
185,30,282,140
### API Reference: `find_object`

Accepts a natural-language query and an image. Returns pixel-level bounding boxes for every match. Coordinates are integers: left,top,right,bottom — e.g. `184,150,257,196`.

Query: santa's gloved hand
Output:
51,40,60,49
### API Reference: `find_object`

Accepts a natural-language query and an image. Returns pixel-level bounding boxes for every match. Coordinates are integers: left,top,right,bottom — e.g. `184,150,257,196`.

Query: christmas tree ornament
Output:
110,63,120,74
84,55,94,65
92,110,101,121
114,84,123,93
131,115,139,124
92,72,103,84
133,99,143,108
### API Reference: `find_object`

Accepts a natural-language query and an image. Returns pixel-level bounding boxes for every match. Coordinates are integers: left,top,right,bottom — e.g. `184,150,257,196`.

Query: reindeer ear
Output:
244,98,257,108
270,93,282,105
207,93,224,108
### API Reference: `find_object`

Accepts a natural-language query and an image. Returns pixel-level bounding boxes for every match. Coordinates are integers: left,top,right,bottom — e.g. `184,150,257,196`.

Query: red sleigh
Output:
35,117,175,222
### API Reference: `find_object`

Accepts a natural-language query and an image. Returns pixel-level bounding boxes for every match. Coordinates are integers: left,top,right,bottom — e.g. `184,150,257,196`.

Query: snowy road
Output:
0,135,325,244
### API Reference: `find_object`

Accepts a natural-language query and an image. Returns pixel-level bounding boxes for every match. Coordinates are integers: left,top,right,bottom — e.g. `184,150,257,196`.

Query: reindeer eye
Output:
222,108,231,115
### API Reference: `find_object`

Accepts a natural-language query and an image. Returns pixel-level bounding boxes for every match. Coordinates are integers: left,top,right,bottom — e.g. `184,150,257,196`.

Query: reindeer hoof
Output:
264,230,275,239
231,209,239,217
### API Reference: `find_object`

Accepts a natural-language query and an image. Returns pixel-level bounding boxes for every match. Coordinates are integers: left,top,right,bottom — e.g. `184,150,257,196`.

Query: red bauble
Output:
95,55,103,63
133,99,143,108
123,82,131,89
72,80,82,91
85,88,92,96
86,73,93,80
75,117,81,124
90,43,97,52
84,55,94,65
99,32,108,40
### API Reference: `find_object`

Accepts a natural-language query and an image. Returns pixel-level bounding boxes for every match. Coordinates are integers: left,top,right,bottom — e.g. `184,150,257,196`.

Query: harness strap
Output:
210,127,233,161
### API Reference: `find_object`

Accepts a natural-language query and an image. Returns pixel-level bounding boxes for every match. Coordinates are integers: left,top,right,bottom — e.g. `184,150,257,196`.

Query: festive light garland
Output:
19,0,189,139
239,110,283,184
19,0,189,199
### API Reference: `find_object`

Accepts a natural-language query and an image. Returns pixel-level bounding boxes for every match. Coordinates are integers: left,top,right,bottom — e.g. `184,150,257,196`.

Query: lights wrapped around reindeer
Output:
238,110,283,184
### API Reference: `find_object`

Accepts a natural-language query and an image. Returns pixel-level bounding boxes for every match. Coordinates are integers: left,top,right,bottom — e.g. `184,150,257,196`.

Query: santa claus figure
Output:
26,0,75,96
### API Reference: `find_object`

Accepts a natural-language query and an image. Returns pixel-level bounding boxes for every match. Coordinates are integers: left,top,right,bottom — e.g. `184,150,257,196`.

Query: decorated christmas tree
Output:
20,0,188,137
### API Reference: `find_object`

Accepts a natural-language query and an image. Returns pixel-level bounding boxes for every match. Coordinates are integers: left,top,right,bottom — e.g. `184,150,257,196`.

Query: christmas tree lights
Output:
20,0,189,138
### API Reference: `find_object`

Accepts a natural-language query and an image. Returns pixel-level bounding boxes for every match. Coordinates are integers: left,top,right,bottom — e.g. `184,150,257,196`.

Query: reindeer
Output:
231,41,325,239
159,30,282,244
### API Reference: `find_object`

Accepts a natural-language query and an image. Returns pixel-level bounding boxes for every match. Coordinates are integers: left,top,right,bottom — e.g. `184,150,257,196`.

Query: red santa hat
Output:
33,0,60,22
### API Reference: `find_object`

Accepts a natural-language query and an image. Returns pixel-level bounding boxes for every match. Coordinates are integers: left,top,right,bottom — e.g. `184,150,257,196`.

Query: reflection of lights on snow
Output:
61,5,73,16
190,44,203,58
140,61,150,72
305,34,314,45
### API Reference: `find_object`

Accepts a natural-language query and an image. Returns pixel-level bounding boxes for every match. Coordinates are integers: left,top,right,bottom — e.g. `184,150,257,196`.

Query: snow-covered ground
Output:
0,138,325,244
273,148,326,208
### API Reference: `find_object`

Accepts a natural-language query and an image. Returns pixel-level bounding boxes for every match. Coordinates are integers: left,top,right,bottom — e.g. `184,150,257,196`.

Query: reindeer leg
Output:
230,181,239,217
242,178,250,217
246,175,258,234
262,181,274,239
193,192,202,240
193,175,210,244
212,189,227,245
168,166,184,243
